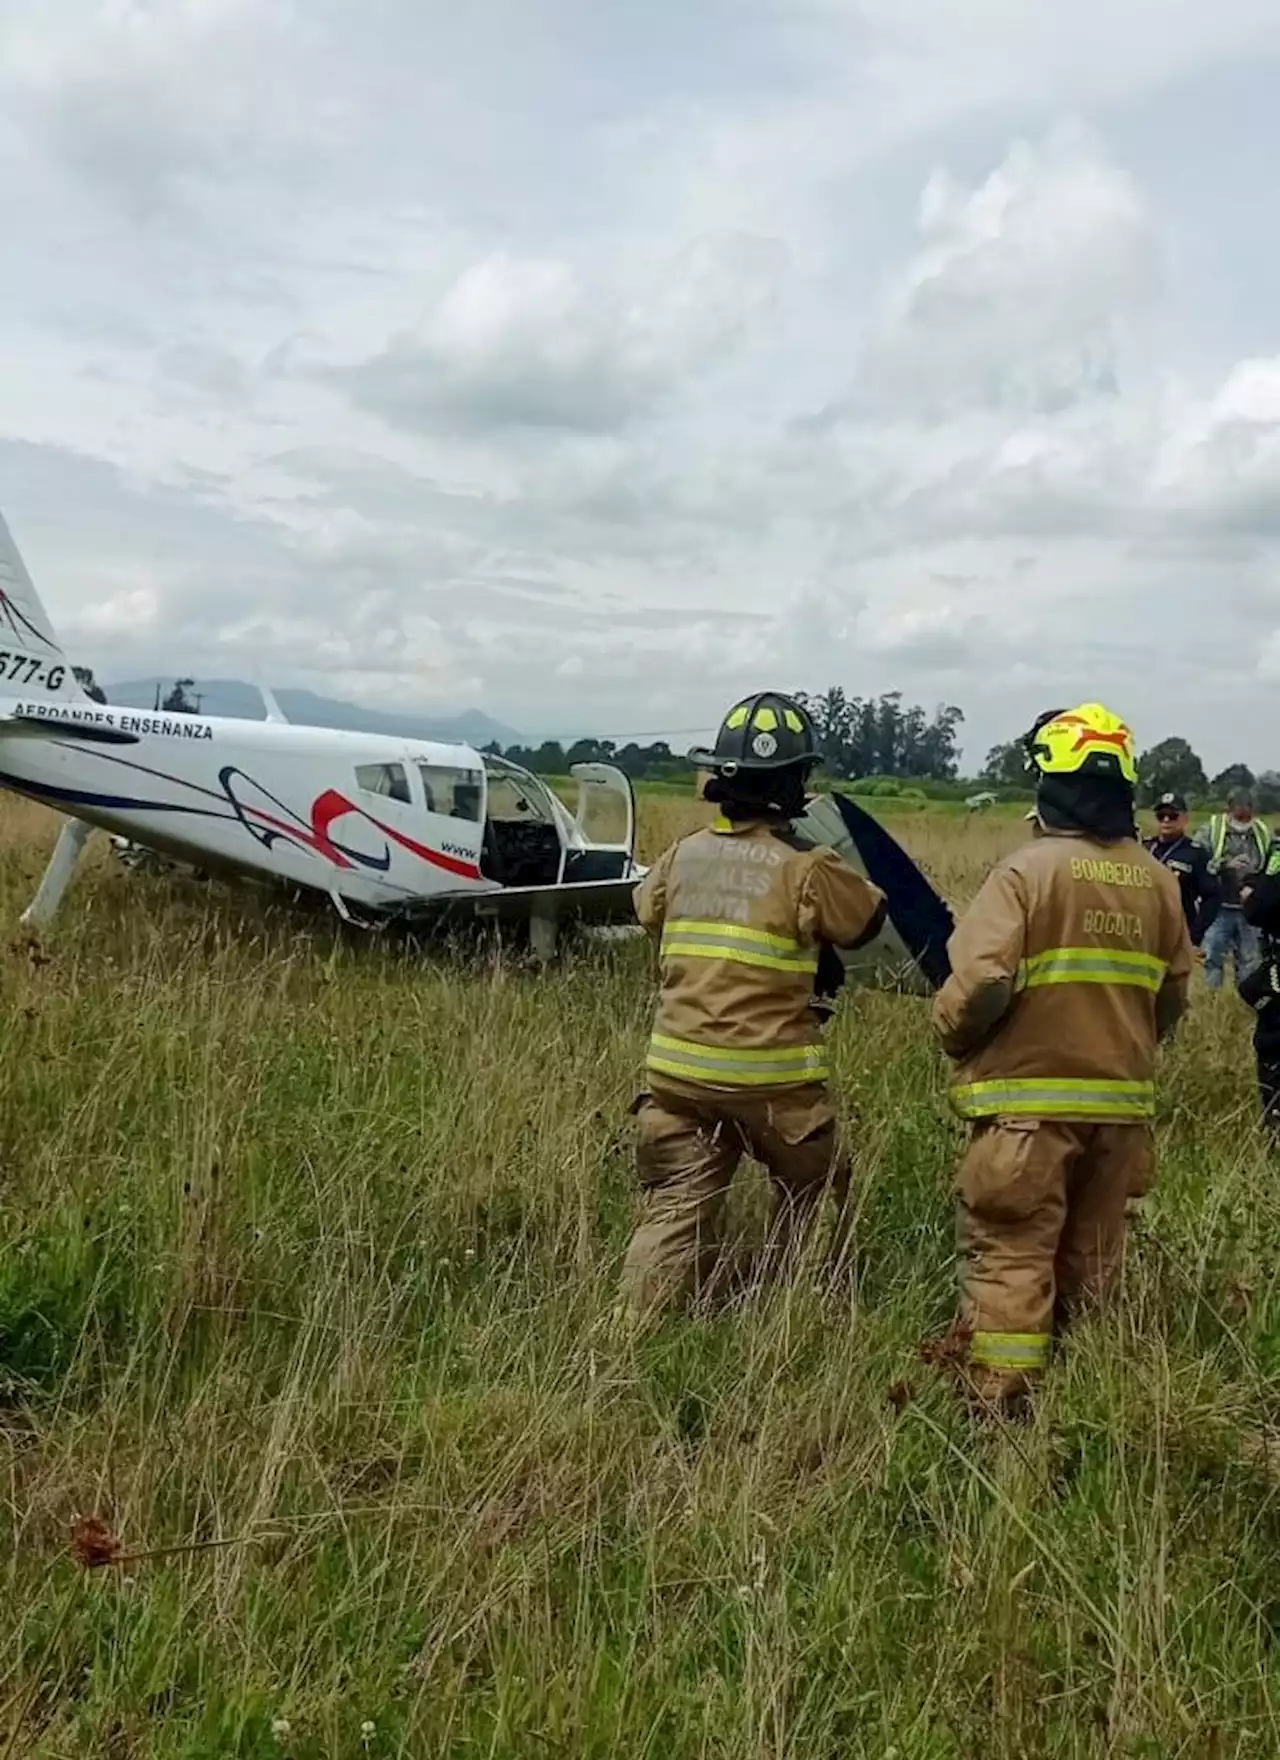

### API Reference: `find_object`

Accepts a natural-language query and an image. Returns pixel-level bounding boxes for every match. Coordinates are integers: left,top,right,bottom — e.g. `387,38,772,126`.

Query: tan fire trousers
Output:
956,1116,1154,1403
619,1082,846,1320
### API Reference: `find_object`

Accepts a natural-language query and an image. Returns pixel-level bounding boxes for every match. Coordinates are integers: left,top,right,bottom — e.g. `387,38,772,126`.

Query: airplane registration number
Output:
0,651,66,691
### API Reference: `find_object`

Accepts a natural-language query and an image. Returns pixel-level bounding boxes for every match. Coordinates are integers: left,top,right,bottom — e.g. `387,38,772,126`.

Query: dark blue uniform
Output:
1241,867,1280,1136
1142,834,1220,946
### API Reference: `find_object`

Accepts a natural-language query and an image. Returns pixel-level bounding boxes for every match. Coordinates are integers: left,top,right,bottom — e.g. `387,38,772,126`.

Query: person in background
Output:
1142,792,1220,950
1196,788,1272,988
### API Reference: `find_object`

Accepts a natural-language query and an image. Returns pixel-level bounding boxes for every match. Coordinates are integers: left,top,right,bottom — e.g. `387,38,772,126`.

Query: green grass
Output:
2,800,1279,1757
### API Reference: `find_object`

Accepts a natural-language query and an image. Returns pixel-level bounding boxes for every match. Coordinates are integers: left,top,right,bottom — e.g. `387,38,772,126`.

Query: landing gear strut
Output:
21,816,94,929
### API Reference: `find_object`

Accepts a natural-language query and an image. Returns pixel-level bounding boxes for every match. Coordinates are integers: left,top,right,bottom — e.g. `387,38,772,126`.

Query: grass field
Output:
3,794,1280,1758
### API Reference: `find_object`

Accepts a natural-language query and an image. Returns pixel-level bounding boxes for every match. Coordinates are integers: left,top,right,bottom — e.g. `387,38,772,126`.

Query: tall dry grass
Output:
1,798,1278,1757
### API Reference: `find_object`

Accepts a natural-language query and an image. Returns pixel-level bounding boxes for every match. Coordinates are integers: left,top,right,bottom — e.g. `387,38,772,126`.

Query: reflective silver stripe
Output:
661,918,817,972
971,1330,1051,1370
1021,962,1163,992
663,917,808,952
647,1031,828,1087
660,928,817,974
1019,947,1167,992
951,1078,1154,1119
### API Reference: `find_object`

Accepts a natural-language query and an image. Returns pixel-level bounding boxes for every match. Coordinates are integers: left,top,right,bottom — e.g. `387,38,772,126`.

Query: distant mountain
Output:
105,678,521,751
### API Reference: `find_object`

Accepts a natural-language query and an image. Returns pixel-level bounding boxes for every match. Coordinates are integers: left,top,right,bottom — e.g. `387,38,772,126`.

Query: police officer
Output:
1143,791,1220,948
931,704,1192,1413
618,691,887,1323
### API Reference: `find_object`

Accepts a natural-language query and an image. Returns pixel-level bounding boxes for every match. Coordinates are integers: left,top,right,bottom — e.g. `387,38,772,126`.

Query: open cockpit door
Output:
566,762,636,881
479,754,568,887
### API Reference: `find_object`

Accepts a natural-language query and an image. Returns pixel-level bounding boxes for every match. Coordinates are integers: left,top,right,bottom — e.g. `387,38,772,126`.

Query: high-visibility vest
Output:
1209,815,1270,868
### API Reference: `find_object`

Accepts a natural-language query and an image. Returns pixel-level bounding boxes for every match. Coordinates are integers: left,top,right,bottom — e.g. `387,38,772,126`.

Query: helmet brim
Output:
687,746,819,774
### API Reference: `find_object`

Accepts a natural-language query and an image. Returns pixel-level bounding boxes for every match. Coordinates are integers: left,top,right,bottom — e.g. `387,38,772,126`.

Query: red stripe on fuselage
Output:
310,788,481,880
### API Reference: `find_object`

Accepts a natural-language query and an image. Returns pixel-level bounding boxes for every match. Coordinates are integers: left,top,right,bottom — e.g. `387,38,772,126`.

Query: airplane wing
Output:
397,873,643,928
1,711,140,746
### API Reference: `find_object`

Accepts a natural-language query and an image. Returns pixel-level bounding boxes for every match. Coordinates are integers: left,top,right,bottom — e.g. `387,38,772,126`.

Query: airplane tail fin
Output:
0,511,85,700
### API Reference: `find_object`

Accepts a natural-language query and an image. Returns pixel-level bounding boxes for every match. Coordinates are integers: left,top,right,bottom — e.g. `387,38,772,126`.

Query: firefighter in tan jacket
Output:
932,703,1193,1411
620,691,887,1321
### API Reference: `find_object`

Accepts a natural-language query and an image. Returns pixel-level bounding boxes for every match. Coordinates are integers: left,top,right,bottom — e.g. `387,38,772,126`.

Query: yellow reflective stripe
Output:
662,943,818,975
650,1033,824,1065
1019,947,1167,993
971,1331,1050,1371
647,1032,828,1086
951,1077,1155,1120
661,919,817,975
958,1076,1153,1097
646,1056,830,1087
665,919,807,953
1025,947,1165,974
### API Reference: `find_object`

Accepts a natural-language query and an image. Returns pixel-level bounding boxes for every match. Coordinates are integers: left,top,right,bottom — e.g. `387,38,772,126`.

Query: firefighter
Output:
931,703,1193,1413
618,691,887,1322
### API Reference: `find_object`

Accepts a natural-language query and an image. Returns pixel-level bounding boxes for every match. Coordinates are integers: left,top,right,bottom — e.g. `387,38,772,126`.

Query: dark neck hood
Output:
1036,773,1137,843
703,763,810,822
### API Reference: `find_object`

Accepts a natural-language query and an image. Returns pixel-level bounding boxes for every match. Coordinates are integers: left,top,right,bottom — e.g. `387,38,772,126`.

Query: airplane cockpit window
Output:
354,762,411,804
485,772,554,824
418,764,483,821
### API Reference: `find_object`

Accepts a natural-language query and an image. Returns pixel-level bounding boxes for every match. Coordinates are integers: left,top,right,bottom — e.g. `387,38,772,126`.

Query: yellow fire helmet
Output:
1024,703,1137,787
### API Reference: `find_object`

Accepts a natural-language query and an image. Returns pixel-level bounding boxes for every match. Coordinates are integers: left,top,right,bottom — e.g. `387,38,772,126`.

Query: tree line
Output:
981,735,1280,809
485,738,691,781
792,689,965,781
492,692,968,784
520,713,1277,805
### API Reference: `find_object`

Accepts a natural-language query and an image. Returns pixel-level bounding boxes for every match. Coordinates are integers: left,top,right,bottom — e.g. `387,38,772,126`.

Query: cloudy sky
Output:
3,0,1280,768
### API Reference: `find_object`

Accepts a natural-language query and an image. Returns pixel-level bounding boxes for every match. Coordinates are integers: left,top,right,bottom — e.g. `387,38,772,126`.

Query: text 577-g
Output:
0,653,66,689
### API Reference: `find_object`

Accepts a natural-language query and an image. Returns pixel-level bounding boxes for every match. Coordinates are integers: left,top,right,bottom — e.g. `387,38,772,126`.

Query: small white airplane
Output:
0,508,643,956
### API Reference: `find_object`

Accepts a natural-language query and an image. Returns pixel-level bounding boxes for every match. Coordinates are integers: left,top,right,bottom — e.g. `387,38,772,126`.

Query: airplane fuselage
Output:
0,505,641,943
0,694,508,910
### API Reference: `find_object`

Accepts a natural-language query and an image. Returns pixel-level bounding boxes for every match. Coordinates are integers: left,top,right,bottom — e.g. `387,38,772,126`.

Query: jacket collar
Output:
711,814,779,835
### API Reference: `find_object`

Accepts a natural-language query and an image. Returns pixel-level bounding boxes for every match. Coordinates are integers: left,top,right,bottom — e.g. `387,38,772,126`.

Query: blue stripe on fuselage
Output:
0,771,220,817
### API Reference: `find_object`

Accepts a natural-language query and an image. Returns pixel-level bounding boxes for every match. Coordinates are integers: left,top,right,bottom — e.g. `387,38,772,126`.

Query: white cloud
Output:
334,235,785,435
2,1,1280,767
0,0,315,217
851,126,1161,417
